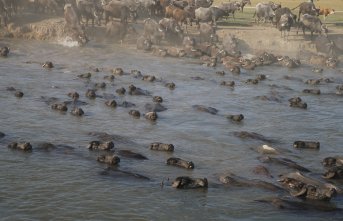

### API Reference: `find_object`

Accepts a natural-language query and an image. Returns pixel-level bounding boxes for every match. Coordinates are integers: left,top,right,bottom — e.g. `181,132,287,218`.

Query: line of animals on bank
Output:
59,0,341,72
0,0,337,40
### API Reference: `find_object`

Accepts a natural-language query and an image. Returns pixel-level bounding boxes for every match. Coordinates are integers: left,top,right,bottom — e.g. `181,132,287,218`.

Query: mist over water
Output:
0,38,342,220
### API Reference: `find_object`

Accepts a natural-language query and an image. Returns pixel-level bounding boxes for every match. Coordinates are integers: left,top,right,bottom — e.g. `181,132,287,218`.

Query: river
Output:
0,38,342,220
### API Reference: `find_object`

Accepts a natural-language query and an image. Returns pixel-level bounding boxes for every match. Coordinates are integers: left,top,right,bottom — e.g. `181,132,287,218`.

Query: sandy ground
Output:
1,13,342,63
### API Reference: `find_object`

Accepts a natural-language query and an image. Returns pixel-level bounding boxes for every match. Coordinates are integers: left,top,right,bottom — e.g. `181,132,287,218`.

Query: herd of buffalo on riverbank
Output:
1,0,343,213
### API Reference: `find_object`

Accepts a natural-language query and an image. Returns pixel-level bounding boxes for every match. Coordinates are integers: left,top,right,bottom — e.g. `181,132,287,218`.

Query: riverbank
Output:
0,12,342,66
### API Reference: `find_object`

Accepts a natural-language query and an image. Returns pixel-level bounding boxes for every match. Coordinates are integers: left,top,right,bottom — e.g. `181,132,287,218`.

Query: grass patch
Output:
214,0,343,25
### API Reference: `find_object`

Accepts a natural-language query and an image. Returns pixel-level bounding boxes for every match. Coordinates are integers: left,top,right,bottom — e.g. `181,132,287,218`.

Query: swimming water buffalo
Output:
150,142,174,151
292,1,319,21
167,157,194,169
253,2,280,23
297,14,328,38
258,156,310,172
323,166,343,179
219,173,282,191
322,156,343,168
172,176,208,189
293,141,320,150
88,141,114,151
0,46,9,56
278,172,339,201
256,197,343,211
195,6,229,26
288,96,307,109
8,142,33,151
97,154,120,165
144,18,165,44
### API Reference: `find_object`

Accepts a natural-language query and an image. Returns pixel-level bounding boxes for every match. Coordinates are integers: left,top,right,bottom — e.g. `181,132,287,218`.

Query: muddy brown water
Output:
0,38,342,220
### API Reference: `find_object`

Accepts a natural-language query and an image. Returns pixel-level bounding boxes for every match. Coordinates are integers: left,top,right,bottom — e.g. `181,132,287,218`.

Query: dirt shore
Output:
1,13,342,65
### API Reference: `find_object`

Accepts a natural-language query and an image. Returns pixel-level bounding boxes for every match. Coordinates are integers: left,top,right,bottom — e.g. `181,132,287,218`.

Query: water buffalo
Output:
194,0,212,8
322,166,343,179
256,197,343,211
105,99,117,107
278,172,339,201
253,2,279,23
106,21,128,41
322,156,343,168
145,111,158,121
76,0,102,26
0,46,9,56
195,6,229,26
165,4,195,29
97,154,120,165
145,102,167,112
192,105,218,115
64,3,89,45
259,156,310,172
0,0,8,27
288,96,307,109
292,1,319,22
150,142,174,151
219,173,282,191
88,140,114,151
227,114,244,122
158,17,183,43
34,0,60,14
274,7,297,27
172,176,208,189
238,0,251,12
278,13,294,39
51,103,68,112
137,0,161,17
221,33,241,57
144,18,165,44
167,157,194,169
128,84,150,96
199,23,216,43
102,0,137,24
129,109,141,118
218,1,241,20
153,96,163,103
314,35,336,56
293,141,320,149
297,14,328,38
8,142,32,151
136,36,152,51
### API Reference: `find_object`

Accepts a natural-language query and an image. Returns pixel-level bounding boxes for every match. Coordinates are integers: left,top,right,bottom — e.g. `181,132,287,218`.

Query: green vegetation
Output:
214,0,343,25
